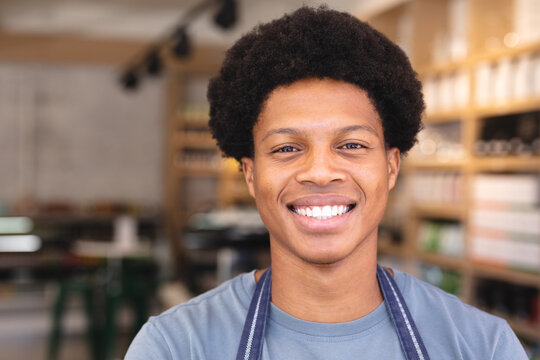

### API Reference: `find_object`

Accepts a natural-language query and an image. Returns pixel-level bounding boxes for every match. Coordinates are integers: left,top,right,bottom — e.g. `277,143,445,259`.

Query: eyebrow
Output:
261,128,301,142
336,125,379,137
261,124,379,142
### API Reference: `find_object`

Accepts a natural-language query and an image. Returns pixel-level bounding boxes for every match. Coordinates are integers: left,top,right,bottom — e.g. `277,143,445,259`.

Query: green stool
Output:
48,274,101,360
102,257,158,360
48,258,158,360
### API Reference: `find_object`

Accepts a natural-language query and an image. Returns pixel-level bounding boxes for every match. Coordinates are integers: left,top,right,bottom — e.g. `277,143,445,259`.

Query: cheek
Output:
355,163,389,191
253,159,292,193
253,167,280,201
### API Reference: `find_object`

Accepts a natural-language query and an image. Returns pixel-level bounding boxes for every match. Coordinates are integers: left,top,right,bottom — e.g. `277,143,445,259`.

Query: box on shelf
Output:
475,277,539,326
423,71,469,114
475,111,540,156
417,220,464,257
410,172,463,205
470,174,540,272
515,0,540,45
475,53,540,107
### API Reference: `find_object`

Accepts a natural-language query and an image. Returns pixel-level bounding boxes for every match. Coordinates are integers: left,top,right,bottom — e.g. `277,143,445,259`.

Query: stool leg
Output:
82,285,101,360
103,293,120,360
132,294,149,338
48,284,67,360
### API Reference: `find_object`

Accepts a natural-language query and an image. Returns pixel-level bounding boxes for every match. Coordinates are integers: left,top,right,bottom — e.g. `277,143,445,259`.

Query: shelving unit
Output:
163,49,255,276
366,0,540,350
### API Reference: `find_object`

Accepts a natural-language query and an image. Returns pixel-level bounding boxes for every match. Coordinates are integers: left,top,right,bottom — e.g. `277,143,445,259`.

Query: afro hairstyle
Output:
207,6,424,162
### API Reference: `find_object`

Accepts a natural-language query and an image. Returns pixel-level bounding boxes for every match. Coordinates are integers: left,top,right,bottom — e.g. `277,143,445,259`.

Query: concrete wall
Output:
0,62,165,206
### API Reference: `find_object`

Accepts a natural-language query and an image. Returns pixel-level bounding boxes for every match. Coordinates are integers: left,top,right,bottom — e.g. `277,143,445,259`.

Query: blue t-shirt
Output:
125,269,528,359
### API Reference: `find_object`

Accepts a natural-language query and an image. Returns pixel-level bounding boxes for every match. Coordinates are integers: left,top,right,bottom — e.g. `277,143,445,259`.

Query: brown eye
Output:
275,146,299,153
340,143,365,150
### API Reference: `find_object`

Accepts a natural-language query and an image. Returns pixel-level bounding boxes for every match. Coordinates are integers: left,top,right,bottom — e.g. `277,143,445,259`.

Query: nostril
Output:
295,161,347,185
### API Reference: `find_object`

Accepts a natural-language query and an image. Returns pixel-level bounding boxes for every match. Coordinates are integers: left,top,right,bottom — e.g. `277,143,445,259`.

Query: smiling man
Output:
241,79,396,325
126,6,528,360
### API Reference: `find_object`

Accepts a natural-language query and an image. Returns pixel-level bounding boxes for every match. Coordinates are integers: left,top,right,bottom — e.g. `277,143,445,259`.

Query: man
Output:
126,6,528,359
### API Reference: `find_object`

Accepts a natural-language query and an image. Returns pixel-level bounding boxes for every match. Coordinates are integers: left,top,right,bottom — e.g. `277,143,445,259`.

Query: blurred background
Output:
0,0,539,359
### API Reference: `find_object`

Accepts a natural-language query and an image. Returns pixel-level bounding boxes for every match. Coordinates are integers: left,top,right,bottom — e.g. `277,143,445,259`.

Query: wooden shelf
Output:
475,306,540,342
471,40,540,64
418,41,540,76
507,320,540,342
424,110,466,123
0,32,150,66
220,170,245,180
416,251,467,271
173,132,217,149
404,158,467,170
417,59,470,76
378,242,406,257
472,156,540,172
475,97,540,118
412,204,466,220
472,263,540,289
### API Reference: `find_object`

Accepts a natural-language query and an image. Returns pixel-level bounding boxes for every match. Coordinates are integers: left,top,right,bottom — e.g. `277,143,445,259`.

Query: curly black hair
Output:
207,6,424,162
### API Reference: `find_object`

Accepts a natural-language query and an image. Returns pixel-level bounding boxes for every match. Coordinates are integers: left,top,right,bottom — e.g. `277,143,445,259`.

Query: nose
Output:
295,148,347,186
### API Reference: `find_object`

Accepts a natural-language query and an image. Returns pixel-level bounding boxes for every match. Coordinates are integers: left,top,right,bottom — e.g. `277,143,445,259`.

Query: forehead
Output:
256,78,382,135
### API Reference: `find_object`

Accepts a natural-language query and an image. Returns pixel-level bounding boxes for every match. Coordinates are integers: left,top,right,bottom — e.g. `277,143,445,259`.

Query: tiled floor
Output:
0,306,133,360
1,327,132,360
0,280,185,360
1,334,89,360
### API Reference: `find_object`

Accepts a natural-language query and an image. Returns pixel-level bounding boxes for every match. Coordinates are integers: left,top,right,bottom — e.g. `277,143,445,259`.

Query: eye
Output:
273,145,299,153
339,143,366,150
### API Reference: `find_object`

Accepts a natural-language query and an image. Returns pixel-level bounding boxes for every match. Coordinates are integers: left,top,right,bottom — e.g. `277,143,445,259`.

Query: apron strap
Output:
236,268,272,360
377,265,430,360
236,266,430,360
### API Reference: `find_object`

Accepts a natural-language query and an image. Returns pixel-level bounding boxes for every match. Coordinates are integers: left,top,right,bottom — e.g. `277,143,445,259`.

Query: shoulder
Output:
395,269,501,326
125,271,256,360
393,269,527,359
155,270,252,323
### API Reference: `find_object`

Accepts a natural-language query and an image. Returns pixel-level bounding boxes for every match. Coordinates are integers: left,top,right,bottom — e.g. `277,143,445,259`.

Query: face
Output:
241,78,400,266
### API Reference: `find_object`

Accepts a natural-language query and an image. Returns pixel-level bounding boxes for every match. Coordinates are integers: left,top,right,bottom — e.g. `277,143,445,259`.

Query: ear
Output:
386,147,400,191
241,157,256,198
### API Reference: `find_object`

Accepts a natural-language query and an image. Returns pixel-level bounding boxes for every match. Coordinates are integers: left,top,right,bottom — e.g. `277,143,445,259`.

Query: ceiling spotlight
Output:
120,69,139,90
120,0,241,91
172,27,191,57
146,50,163,76
214,0,237,29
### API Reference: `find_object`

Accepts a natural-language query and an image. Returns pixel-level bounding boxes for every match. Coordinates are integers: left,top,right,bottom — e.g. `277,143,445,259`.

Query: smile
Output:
288,204,355,220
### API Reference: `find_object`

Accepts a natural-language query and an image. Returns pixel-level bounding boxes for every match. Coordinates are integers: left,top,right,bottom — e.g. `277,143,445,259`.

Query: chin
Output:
294,233,375,266
296,248,352,266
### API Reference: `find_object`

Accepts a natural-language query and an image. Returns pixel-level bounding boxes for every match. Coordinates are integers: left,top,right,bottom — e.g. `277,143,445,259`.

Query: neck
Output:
267,237,382,323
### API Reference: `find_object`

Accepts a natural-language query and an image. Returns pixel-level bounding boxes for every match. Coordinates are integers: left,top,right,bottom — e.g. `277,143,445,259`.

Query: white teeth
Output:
293,205,351,220
322,206,332,218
